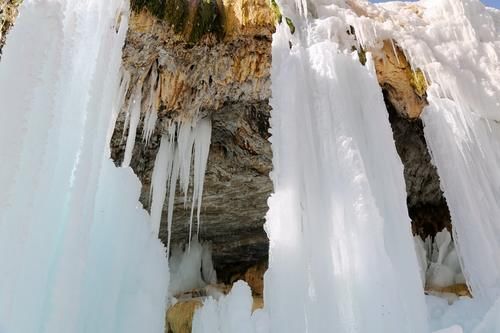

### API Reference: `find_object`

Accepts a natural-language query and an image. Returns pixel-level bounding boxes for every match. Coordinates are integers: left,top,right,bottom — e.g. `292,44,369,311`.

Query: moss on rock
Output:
131,0,225,42
285,17,295,34
130,0,167,19
270,0,283,24
189,0,224,42
165,0,189,33
409,68,427,97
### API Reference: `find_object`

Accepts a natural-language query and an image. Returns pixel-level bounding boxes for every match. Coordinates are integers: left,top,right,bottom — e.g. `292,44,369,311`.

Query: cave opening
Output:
383,90,452,239
383,89,470,297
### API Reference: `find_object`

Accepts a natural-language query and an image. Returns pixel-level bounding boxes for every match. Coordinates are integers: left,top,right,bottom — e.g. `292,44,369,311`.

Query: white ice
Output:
263,7,428,330
414,229,465,290
0,1,168,332
192,281,263,333
344,0,500,304
149,118,212,248
194,0,500,332
169,239,217,297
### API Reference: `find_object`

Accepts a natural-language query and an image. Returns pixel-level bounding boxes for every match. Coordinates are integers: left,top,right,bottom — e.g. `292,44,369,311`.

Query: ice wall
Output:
0,1,168,332
263,2,429,331
304,0,500,312
362,0,500,303
192,281,264,333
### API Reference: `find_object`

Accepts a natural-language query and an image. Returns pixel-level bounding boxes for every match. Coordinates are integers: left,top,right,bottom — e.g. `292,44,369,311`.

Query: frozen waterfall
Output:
2,0,500,332
263,8,428,333
193,0,500,332
0,1,169,332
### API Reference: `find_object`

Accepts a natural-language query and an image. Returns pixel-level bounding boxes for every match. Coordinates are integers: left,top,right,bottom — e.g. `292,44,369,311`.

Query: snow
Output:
0,0,168,332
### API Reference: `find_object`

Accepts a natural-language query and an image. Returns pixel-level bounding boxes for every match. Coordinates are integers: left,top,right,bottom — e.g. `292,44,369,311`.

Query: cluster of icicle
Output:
0,0,170,332
119,62,212,252
414,229,465,291
339,0,500,305
193,0,500,332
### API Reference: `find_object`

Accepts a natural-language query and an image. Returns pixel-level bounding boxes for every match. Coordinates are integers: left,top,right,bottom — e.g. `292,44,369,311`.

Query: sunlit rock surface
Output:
110,0,448,279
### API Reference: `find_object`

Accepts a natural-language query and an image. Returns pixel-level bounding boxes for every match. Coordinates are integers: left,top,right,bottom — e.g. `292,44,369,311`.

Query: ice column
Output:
0,1,168,332
391,0,500,303
264,7,429,332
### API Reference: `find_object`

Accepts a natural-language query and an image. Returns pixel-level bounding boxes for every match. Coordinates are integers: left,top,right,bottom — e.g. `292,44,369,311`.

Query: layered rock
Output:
111,3,275,278
0,0,20,55
111,0,451,282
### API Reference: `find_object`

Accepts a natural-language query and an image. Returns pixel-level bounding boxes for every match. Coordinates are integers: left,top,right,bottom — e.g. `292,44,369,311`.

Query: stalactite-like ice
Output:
0,1,168,332
263,11,429,331
374,0,500,304
142,62,159,144
149,119,212,246
122,81,143,167
169,239,217,296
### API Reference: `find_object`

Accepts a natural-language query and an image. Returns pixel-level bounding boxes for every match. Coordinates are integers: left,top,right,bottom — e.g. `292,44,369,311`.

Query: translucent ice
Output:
0,1,168,332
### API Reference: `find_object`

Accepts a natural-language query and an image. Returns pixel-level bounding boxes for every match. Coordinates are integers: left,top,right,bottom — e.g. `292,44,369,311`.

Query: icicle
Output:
142,62,159,144
150,134,174,236
122,81,142,167
176,121,197,205
0,0,168,331
148,118,212,255
390,39,401,65
192,118,212,238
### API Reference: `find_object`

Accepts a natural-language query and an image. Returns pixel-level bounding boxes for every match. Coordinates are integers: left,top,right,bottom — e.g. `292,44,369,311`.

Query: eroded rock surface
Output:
373,40,427,119
0,0,20,55
111,6,274,276
111,2,449,280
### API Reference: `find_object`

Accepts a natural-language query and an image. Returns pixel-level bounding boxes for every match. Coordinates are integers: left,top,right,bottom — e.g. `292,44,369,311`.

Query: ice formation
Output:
194,0,500,332
264,4,428,333
2,0,500,332
342,0,500,303
169,239,217,297
0,0,168,332
414,229,465,290
192,281,265,333
149,118,212,245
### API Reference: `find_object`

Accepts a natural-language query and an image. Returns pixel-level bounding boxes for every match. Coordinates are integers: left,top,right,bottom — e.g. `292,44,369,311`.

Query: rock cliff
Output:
111,0,452,280
0,0,20,55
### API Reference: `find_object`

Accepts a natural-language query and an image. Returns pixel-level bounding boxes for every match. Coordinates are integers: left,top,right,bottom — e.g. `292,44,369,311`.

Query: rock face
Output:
373,40,427,119
111,1,451,279
111,4,275,279
0,0,20,55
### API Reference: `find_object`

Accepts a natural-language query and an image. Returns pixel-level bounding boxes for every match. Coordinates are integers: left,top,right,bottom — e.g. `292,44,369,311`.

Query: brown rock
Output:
111,3,274,278
426,283,471,298
0,0,21,56
372,40,427,119
166,299,202,333
111,2,445,281
231,261,267,296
